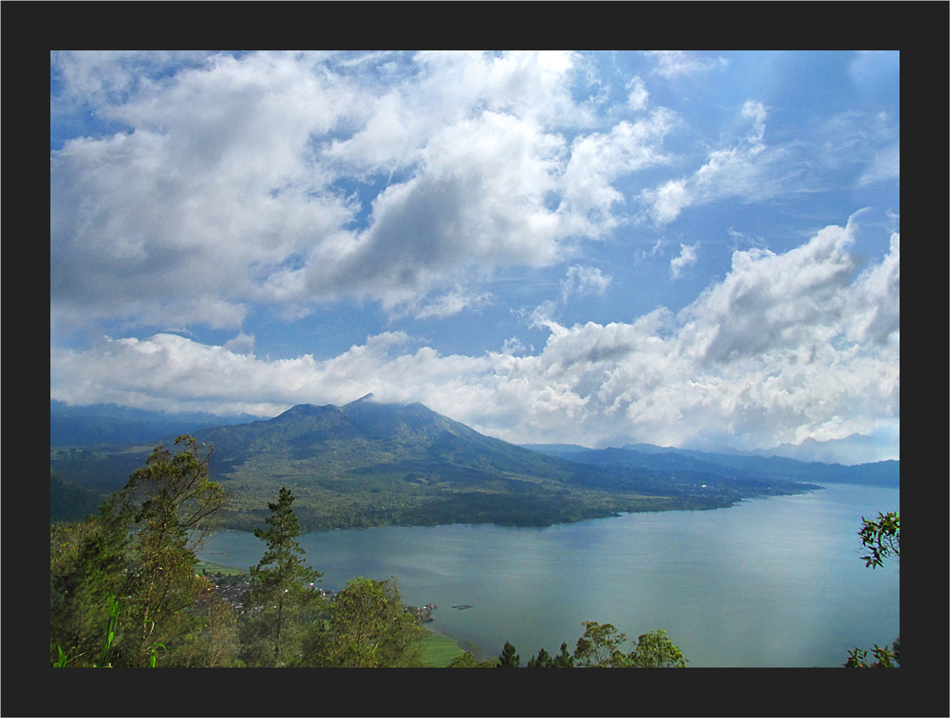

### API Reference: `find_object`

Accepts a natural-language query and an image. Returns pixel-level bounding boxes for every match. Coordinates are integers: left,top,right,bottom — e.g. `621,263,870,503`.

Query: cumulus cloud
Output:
51,219,899,459
640,178,692,224
558,108,675,236
51,51,676,332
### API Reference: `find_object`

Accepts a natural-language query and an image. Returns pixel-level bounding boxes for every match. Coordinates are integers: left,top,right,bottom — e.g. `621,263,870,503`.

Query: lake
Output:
197,482,899,667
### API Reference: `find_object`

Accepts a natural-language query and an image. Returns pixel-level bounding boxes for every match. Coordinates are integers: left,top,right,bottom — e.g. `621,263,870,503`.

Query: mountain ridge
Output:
526,443,898,488
52,398,830,530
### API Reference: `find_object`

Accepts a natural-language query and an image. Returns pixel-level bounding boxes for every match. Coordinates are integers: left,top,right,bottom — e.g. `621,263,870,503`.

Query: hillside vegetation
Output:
51,394,824,531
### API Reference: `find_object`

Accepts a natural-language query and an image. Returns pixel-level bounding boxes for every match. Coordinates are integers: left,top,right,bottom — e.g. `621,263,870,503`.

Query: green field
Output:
420,631,467,667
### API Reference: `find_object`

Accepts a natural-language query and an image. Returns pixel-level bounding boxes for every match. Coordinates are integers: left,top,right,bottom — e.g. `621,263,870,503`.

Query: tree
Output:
300,576,426,667
568,622,689,668
50,503,129,666
112,435,226,667
845,511,900,667
572,621,629,667
240,487,324,667
510,625,688,669
552,641,575,667
51,436,243,667
627,629,688,667
447,651,494,667
497,640,521,668
166,575,240,667
525,643,575,667
526,647,553,668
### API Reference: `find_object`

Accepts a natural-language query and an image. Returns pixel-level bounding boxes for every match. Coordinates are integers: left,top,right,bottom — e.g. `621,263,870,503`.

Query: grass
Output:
420,631,467,667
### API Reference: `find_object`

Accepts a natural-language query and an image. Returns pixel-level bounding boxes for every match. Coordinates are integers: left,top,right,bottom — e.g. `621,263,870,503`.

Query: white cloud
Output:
559,109,675,235
560,265,612,303
223,331,255,354
626,76,649,111
51,220,899,461
858,143,900,186
669,243,698,279
640,178,692,224
638,100,787,225
412,289,493,320
644,51,729,79
51,51,676,331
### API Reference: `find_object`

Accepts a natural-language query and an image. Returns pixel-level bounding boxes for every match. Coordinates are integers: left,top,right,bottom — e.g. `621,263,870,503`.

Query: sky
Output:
50,51,900,463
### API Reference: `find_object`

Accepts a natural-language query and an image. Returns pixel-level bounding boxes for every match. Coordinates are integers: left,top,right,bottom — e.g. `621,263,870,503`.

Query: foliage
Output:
447,651,495,667
51,594,121,668
520,624,686,668
240,487,324,667
844,511,900,668
53,399,824,533
300,576,427,667
111,436,226,666
627,629,688,667
844,644,898,668
114,436,225,547
165,575,240,667
51,436,231,667
858,511,900,569
50,503,130,666
526,647,552,667
552,641,575,667
572,622,629,668
496,640,521,668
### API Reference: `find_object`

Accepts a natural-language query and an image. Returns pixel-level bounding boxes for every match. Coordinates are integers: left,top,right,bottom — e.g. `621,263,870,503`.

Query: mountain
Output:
50,396,822,531
752,435,897,465
50,471,107,524
50,400,256,447
527,443,899,488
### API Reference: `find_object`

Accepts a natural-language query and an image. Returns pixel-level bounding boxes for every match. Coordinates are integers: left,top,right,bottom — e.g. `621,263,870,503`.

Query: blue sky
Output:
50,51,899,463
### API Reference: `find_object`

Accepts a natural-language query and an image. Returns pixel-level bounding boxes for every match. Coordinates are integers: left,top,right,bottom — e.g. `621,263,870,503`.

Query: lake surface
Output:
197,483,899,667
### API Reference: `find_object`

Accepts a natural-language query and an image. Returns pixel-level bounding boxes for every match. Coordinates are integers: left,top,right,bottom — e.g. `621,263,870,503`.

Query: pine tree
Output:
553,641,575,667
240,487,323,666
497,640,521,668
526,647,553,668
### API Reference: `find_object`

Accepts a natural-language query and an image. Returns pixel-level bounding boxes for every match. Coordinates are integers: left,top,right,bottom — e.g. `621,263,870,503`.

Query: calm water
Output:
198,483,899,666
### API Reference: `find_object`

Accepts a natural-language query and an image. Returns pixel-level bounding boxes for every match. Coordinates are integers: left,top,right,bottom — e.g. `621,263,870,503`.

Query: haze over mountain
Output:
51,396,829,530
526,444,898,488
51,400,256,448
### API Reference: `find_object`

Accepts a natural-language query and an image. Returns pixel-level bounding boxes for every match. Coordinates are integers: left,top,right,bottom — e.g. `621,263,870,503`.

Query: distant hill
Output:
50,400,256,448
50,471,107,524
51,395,822,531
526,443,899,488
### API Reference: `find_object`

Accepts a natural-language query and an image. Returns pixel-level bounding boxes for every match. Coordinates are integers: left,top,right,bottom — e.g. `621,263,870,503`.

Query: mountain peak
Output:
346,392,377,406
